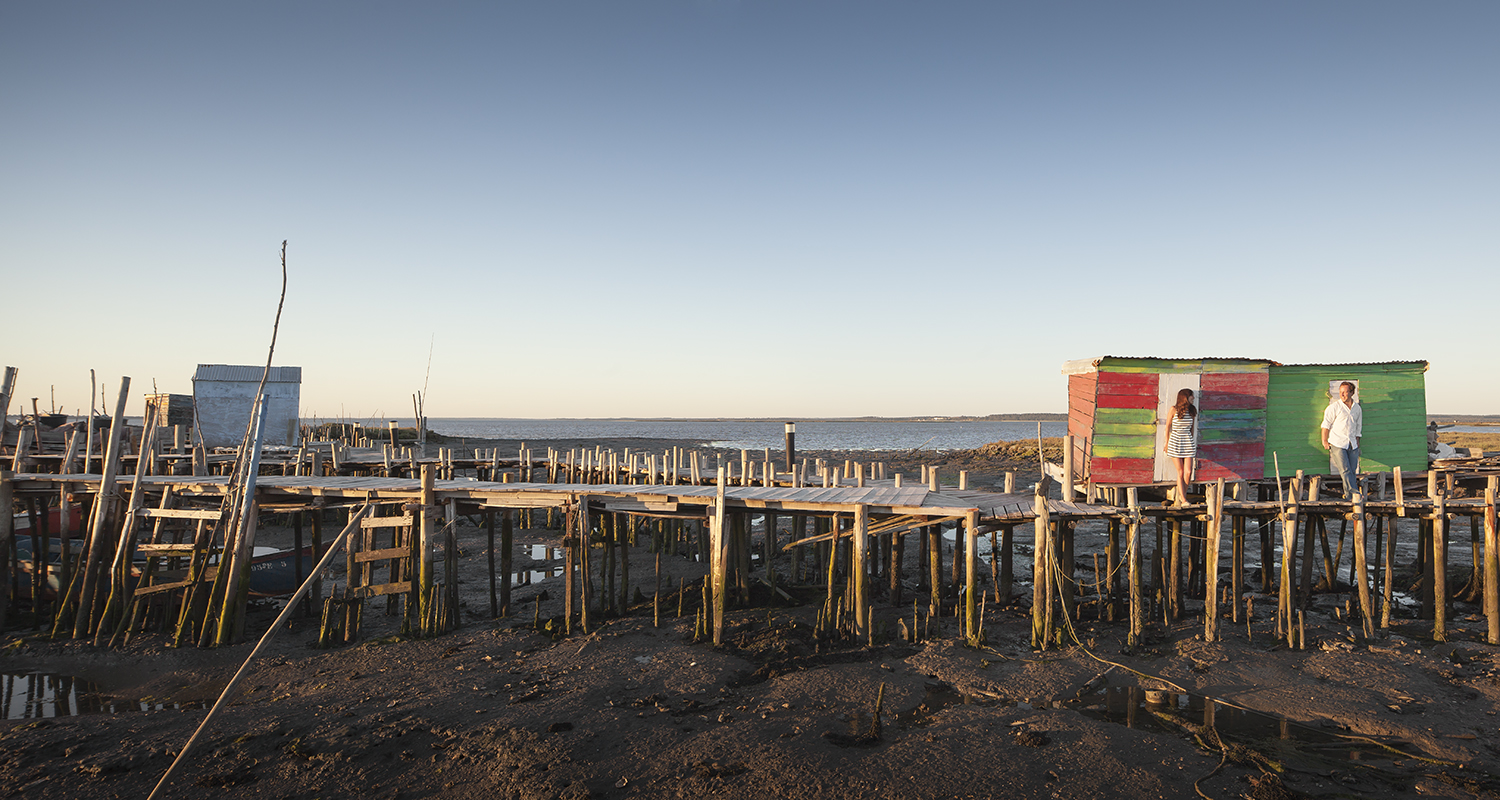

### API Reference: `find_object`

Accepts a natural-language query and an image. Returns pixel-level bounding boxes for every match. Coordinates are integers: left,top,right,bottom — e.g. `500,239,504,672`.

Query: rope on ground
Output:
1192,727,1229,800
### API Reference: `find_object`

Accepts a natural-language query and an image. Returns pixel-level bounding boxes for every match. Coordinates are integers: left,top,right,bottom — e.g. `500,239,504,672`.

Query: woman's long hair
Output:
1173,388,1197,420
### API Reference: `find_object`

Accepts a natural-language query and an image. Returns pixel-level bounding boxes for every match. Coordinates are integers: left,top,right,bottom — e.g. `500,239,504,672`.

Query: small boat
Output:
244,546,318,598
11,505,85,534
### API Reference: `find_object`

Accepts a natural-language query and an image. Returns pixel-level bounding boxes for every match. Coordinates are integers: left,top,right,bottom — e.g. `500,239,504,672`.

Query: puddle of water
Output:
508,544,572,587
1068,686,1405,763
512,565,566,586
2,672,201,719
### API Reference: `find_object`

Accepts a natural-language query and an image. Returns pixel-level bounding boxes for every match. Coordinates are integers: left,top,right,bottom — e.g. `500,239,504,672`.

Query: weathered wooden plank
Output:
1090,462,1155,483
355,547,410,562
353,581,412,598
138,507,223,521
1094,422,1155,436
1092,446,1156,461
362,515,414,528
135,543,198,554
1097,370,1159,387
1097,393,1156,410
1200,392,1266,410
1096,407,1155,425
1068,408,1094,439
1093,433,1155,447
1200,372,1270,391
1200,428,1266,443
1199,409,1266,423
132,579,195,597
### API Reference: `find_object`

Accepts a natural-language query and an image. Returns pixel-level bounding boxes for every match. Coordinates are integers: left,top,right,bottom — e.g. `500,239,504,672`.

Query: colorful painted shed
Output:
1063,357,1273,485
1062,357,1429,486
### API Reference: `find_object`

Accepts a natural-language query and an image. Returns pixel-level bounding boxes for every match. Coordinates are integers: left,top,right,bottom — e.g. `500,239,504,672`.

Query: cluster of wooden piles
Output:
1027,466,1500,651
6,394,1042,650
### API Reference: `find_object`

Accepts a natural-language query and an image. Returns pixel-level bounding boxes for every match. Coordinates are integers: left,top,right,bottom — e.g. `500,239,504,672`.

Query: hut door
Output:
1153,374,1201,482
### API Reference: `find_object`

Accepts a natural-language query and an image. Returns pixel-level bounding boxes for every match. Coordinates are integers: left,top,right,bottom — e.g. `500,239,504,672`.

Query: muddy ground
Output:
2,441,1499,800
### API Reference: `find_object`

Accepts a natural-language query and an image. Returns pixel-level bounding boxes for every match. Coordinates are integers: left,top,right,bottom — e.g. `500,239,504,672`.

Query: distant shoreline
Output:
1429,415,1500,424
423,413,1069,423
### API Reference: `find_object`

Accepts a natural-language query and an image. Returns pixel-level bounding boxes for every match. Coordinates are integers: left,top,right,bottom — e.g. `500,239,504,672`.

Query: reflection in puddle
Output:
1069,686,1405,763
2,672,200,719
529,544,564,561
514,544,567,587
513,566,566,585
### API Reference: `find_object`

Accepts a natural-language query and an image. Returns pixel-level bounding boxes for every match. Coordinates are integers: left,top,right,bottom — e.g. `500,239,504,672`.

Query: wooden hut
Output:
1062,356,1429,487
1063,357,1273,485
192,364,302,449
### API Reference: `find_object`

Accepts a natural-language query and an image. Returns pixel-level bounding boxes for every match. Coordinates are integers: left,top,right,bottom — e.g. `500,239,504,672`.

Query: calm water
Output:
421,418,1066,451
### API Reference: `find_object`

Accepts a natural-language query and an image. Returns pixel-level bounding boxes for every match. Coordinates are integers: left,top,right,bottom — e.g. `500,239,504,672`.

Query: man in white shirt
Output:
1321,381,1363,499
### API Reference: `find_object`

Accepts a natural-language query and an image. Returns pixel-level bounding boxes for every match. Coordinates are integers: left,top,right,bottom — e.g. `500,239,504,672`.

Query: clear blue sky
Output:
4,2,1496,419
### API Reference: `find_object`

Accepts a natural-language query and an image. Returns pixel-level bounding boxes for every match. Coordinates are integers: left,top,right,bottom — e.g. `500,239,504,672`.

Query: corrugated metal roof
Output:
1063,356,1428,375
1062,356,1275,375
1098,355,1277,364
193,364,302,383
1280,361,1428,369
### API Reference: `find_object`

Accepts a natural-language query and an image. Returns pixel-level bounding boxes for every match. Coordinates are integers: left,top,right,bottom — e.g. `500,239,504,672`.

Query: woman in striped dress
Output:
1163,388,1197,505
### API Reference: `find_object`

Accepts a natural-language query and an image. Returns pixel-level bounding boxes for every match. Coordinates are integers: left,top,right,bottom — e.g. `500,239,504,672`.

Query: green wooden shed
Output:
1263,361,1429,478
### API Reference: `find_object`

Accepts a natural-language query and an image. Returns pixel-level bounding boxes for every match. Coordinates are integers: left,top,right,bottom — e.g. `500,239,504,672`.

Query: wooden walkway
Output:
9,472,1038,522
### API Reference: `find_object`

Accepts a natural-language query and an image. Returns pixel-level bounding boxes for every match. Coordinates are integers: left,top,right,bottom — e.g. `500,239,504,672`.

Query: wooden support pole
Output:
852,505,869,639
501,508,514,617
309,510,323,617
1062,434,1074,502
0,367,15,440
710,467,727,646
563,505,575,635
1031,491,1050,649
784,423,795,473
889,529,904,605
1382,513,1397,629
927,523,941,617
1230,482,1244,622
999,524,1013,602
579,499,591,634
1059,521,1075,624
418,464,435,632
1168,518,1181,621
1106,517,1120,597
1433,489,1448,642
1127,488,1142,646
1279,481,1299,642
964,509,978,641
1204,480,1223,642
1351,492,1374,639
1298,476,1318,609
0,469,11,631
486,510,497,618
1485,478,1498,645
